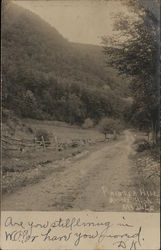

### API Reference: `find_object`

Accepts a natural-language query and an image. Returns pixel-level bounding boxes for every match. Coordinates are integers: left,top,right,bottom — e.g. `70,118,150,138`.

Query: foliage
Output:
102,0,160,143
2,2,130,125
82,118,94,129
98,117,123,139
99,118,114,137
136,140,151,152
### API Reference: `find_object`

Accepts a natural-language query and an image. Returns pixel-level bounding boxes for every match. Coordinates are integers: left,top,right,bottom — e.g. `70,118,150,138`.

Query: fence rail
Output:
2,134,97,153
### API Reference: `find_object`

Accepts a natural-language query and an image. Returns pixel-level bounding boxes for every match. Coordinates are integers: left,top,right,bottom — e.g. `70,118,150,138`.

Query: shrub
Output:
136,141,151,152
98,118,115,139
82,118,94,129
98,117,124,140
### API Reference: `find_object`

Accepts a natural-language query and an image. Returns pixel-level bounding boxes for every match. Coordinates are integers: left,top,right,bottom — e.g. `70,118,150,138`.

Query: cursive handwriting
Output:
4,216,143,249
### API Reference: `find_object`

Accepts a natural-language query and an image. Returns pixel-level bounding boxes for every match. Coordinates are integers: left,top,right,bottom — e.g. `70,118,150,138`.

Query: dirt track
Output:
2,130,153,211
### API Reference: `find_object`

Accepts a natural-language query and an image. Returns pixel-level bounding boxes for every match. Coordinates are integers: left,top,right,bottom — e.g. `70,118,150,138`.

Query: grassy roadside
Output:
131,132,160,212
2,117,106,195
2,140,111,195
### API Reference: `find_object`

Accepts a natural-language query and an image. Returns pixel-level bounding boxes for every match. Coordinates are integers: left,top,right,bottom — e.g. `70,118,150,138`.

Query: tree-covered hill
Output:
2,2,130,124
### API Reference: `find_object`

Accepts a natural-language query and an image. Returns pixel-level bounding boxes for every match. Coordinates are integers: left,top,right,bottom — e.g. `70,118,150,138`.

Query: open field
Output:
2,118,104,142
23,118,104,141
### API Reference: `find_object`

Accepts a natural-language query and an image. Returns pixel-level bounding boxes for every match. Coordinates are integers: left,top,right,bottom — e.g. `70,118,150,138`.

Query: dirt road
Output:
2,130,146,211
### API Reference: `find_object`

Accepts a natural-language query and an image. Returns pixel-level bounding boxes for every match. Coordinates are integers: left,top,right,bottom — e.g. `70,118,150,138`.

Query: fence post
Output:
20,139,24,152
34,137,37,150
54,135,58,151
41,136,46,151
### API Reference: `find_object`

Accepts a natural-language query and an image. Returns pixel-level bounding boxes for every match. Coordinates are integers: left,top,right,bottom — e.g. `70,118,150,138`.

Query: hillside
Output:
2,2,130,124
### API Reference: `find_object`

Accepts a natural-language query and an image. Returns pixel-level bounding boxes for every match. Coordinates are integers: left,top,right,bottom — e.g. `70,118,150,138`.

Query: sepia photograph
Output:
1,0,160,213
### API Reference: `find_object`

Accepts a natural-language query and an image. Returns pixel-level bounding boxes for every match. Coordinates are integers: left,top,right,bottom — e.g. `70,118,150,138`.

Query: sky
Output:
13,0,132,46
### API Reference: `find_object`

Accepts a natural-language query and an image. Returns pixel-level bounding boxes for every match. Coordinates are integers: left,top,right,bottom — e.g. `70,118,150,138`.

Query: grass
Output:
2,144,90,194
130,130,160,212
22,118,104,141
2,118,105,194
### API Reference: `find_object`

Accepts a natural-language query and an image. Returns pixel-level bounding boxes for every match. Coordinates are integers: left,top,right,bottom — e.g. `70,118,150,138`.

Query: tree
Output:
99,118,117,140
102,0,160,144
20,90,40,118
2,1,134,125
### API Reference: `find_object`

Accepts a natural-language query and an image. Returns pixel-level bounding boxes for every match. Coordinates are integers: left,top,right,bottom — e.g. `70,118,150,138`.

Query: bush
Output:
98,117,123,139
98,118,115,139
136,141,151,152
82,118,94,129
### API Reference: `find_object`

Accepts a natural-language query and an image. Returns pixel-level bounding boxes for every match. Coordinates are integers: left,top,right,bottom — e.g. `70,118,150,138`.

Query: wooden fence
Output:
2,134,98,153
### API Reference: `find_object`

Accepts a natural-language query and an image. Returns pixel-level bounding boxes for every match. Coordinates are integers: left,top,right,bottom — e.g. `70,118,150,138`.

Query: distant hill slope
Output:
2,2,130,124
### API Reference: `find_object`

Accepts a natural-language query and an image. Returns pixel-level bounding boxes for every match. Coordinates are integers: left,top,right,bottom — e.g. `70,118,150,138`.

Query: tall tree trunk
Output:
152,120,157,145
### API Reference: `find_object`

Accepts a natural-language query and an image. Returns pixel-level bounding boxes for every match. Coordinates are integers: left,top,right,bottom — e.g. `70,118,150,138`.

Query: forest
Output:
2,2,129,126
2,1,160,144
